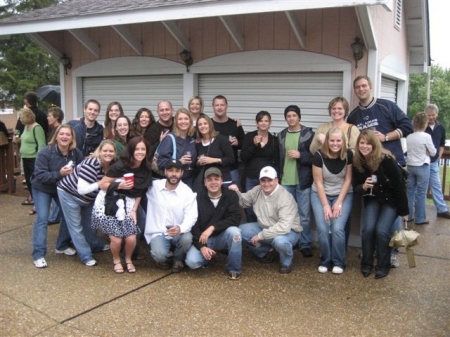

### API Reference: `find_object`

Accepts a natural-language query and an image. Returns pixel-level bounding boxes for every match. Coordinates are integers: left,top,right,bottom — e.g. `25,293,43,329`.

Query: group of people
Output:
12,75,449,280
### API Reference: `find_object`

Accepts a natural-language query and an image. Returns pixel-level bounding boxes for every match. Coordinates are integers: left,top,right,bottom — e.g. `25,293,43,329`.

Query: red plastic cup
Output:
123,173,134,187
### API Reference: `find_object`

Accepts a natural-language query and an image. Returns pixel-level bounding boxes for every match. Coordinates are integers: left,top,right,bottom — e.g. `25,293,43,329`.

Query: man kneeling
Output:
185,168,242,280
229,166,302,274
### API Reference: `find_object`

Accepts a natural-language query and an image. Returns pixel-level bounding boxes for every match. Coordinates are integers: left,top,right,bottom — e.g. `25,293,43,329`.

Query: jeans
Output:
239,222,300,267
311,191,353,269
244,177,259,222
150,232,193,263
282,185,311,249
429,161,448,213
22,158,36,198
57,188,106,264
407,164,431,223
361,198,397,274
48,199,61,222
31,188,72,260
230,169,240,186
185,226,242,273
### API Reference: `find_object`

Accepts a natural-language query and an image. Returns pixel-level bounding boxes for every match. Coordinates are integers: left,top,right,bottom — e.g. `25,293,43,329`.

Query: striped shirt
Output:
57,157,104,204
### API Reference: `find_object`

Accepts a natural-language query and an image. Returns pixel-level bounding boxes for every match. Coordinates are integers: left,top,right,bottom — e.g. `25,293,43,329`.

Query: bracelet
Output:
337,204,342,208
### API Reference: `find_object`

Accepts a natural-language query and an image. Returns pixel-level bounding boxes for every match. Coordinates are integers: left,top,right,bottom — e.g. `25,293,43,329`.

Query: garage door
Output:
380,77,398,103
199,72,343,134
82,75,183,122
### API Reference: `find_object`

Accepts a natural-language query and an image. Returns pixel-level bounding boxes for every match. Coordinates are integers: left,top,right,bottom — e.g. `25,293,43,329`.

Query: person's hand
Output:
363,177,374,191
228,184,239,192
159,130,169,142
317,133,325,144
180,154,192,166
60,165,73,176
249,234,261,246
197,156,216,166
229,136,238,146
119,179,134,190
200,246,216,260
331,203,342,219
287,150,300,159
373,130,385,142
199,226,214,245
166,225,181,237
253,135,263,146
323,205,333,222
130,211,137,224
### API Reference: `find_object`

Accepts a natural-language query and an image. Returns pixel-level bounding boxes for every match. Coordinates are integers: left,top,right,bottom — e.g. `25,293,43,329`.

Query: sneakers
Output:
318,266,328,273
102,244,110,251
172,260,184,273
228,271,241,280
332,266,344,274
34,257,47,268
85,259,97,267
55,247,77,256
390,254,400,268
437,211,450,219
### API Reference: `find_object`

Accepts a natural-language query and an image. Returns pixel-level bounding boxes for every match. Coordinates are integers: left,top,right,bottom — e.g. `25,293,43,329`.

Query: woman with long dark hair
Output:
103,102,124,139
130,108,155,137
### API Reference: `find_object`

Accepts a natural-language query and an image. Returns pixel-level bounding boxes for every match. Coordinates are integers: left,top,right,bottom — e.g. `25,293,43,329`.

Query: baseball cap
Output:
204,167,222,178
165,159,183,170
259,166,277,180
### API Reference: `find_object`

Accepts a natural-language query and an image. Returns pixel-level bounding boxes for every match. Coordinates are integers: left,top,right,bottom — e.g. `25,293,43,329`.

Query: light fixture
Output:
60,54,72,75
351,37,364,69
179,49,193,72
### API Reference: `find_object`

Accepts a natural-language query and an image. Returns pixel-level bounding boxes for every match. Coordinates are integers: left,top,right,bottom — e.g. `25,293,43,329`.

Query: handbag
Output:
104,181,126,217
151,134,176,176
389,219,420,268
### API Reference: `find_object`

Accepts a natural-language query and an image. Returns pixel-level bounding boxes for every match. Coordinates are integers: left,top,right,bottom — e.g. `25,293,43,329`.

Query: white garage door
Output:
82,75,183,123
199,72,343,134
380,77,398,103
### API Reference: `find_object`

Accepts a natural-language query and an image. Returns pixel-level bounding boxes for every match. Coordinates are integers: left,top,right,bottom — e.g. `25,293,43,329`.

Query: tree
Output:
0,0,60,109
408,64,450,133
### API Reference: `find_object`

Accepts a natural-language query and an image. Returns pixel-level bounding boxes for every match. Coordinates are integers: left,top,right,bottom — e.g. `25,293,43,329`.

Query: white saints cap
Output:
259,166,277,180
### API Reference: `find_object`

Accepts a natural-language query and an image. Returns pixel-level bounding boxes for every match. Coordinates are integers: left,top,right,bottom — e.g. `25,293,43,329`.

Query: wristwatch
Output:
385,134,389,142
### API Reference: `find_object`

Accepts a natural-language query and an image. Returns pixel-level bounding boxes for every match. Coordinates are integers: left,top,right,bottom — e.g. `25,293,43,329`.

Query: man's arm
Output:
178,192,198,233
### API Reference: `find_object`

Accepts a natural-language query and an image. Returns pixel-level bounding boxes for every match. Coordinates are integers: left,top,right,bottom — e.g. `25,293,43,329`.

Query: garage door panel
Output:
82,75,183,122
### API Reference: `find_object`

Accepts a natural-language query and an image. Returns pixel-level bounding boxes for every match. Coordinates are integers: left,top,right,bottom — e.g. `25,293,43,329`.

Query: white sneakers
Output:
318,266,344,274
332,266,344,274
85,259,97,267
34,258,47,268
55,247,77,256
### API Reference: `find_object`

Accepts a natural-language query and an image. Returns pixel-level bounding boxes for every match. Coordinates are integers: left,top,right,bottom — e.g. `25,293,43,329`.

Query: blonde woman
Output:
188,96,204,127
157,108,197,187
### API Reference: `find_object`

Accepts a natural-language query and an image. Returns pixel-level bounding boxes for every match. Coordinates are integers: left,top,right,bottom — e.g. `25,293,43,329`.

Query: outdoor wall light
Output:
60,54,72,75
351,37,364,69
179,49,193,72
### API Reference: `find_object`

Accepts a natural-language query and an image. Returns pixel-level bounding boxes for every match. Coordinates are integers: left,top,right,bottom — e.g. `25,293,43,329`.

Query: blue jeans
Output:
239,222,300,267
32,188,72,260
407,164,431,223
185,226,242,273
48,199,61,222
311,191,353,269
361,198,397,273
282,185,312,249
230,169,240,186
429,161,448,213
150,232,193,263
244,177,259,222
57,188,106,264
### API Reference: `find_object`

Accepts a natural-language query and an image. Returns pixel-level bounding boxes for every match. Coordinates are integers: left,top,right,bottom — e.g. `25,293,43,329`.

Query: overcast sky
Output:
1,1,447,69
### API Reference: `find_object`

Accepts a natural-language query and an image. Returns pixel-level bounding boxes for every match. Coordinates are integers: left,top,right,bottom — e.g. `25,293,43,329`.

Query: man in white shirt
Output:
145,159,198,272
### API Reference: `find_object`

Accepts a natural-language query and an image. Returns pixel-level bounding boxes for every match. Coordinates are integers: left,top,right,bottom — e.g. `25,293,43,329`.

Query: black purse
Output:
104,181,126,217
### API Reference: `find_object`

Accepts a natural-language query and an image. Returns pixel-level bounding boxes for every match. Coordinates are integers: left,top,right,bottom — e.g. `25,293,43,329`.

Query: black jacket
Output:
68,117,104,157
191,187,241,250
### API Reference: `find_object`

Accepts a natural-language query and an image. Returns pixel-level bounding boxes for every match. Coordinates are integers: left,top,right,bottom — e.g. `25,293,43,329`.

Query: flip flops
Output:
21,199,34,205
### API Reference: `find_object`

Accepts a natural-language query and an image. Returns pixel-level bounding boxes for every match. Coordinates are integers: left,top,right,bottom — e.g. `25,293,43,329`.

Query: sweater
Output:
191,187,241,250
240,130,280,179
19,124,46,158
31,144,83,195
237,185,302,239
347,98,413,165
352,155,409,216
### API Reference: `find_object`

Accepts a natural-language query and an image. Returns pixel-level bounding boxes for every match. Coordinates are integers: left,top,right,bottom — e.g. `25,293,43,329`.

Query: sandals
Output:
29,207,36,215
113,260,124,274
22,198,34,205
125,261,136,273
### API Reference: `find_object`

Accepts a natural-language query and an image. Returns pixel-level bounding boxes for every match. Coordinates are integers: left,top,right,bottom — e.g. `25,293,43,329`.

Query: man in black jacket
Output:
185,167,242,280
15,92,48,135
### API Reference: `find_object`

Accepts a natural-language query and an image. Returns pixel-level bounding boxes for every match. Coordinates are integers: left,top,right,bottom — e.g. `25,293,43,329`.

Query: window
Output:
394,0,402,30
